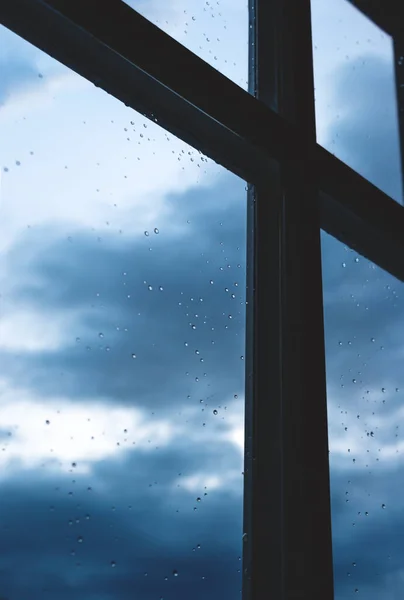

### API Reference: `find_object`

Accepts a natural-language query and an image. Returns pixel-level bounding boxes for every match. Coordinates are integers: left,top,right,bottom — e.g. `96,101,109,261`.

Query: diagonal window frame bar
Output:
1,0,404,276
1,1,404,600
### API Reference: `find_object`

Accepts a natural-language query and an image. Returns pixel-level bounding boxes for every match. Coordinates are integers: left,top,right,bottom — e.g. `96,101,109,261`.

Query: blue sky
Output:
0,0,403,598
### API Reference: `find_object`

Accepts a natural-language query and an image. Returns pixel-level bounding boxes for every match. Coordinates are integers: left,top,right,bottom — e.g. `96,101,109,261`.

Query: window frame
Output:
1,1,403,599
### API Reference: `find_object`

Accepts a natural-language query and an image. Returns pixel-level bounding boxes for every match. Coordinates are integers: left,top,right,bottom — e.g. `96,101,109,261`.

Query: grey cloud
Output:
0,174,246,413
0,172,245,598
0,438,243,599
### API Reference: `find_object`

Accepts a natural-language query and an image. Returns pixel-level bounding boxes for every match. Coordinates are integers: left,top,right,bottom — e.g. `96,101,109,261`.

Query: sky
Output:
0,0,403,598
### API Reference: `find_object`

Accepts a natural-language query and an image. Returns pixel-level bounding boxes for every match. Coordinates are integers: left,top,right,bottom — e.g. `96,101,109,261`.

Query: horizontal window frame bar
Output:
1,0,404,280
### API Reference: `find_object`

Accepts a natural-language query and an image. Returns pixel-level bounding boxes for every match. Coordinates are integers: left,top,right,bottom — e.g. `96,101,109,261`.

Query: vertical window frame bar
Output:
243,1,335,599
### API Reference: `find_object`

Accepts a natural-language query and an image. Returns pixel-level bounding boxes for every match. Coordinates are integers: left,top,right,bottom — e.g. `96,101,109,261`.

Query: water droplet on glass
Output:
213,409,218,415
154,228,159,234
148,285,153,291
111,560,116,567
99,333,104,338
144,231,149,236
173,570,179,577
382,503,386,509
159,286,164,291
342,262,346,268
131,353,137,359
46,420,50,425
77,536,83,543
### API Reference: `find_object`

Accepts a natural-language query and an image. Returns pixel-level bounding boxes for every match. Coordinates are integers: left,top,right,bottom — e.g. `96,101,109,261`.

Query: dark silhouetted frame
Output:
1,1,403,598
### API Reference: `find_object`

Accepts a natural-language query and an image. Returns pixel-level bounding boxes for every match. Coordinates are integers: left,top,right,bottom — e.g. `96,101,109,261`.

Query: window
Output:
0,23,246,599
322,230,404,598
311,0,403,203
1,1,403,599
122,0,248,89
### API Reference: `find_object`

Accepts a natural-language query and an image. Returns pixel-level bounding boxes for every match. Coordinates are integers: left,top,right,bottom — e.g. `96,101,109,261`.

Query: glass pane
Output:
322,230,404,598
311,0,403,204
122,0,248,90
0,24,246,600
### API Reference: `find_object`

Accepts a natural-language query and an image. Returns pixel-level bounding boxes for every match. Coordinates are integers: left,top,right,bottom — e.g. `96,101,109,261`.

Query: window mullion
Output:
244,1,334,599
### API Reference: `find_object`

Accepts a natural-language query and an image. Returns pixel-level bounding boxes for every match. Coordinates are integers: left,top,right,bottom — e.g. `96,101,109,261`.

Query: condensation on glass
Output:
322,230,404,599
122,0,248,90
311,0,403,204
0,24,246,599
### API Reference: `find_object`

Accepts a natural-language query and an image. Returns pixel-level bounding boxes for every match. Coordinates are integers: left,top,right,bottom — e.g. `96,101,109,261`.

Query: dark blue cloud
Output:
322,229,404,599
0,171,245,599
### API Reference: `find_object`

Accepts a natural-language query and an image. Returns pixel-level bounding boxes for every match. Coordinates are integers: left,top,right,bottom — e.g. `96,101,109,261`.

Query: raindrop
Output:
173,570,179,577
342,262,346,268
72,462,77,468
46,420,50,425
159,286,164,291
77,536,83,543
196,497,201,502
382,503,386,509
111,560,116,567
148,285,153,291
99,333,104,338
355,257,359,263
213,409,218,415
154,228,159,234
131,353,137,359
144,231,149,236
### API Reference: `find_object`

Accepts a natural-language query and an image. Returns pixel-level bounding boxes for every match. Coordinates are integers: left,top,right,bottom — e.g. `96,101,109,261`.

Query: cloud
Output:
0,145,246,599
322,229,404,599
